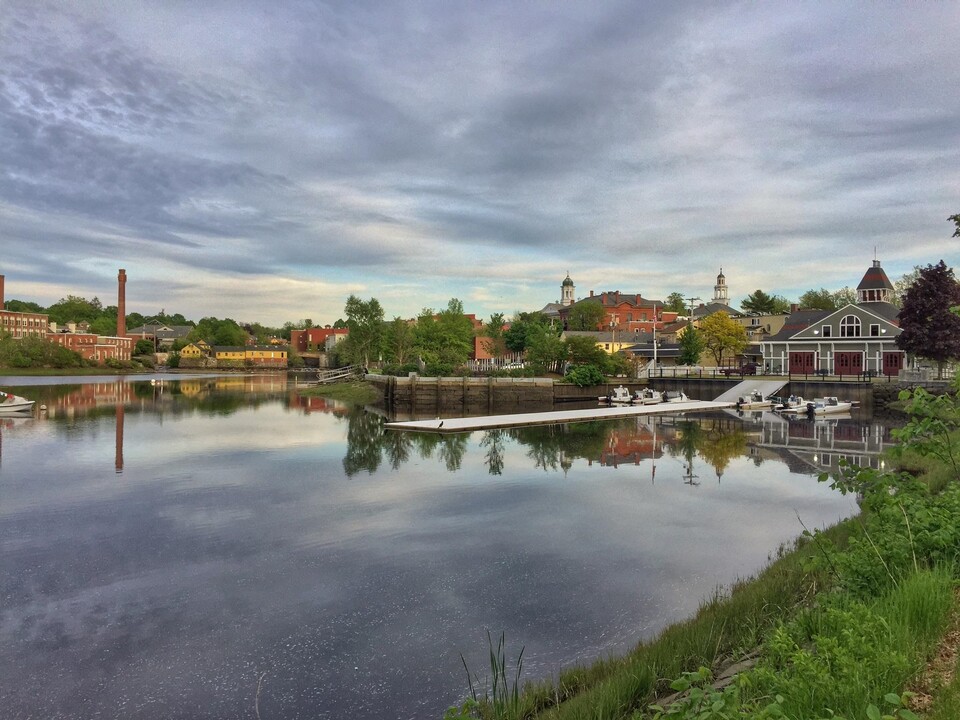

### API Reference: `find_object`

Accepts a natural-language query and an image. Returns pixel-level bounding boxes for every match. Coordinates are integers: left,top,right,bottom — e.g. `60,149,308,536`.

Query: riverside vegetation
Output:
445,383,960,720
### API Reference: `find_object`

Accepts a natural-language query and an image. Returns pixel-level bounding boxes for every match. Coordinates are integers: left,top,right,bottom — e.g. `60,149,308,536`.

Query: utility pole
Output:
685,296,701,319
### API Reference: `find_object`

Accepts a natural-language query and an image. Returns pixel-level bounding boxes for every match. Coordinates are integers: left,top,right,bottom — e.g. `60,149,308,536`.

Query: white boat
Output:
806,396,855,415
661,390,690,403
735,390,773,410
0,390,35,414
774,395,808,413
599,386,633,404
633,388,664,405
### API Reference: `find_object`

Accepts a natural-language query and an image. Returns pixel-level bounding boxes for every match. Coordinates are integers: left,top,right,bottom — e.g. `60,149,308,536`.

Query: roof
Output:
857,261,895,291
692,302,737,319
569,292,663,309
623,343,681,358
563,330,652,343
855,301,900,323
765,309,832,341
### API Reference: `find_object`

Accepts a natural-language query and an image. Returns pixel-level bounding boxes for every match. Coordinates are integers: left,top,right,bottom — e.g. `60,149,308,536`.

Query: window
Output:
840,315,861,337
870,324,880,337
821,325,832,337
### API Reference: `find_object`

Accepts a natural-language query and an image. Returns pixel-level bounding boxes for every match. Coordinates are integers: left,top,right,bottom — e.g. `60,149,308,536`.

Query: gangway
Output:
314,365,364,384
713,380,788,403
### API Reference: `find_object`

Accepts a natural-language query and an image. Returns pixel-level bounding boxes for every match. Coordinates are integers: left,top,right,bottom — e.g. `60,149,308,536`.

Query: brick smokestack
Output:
117,269,127,337
0,274,4,311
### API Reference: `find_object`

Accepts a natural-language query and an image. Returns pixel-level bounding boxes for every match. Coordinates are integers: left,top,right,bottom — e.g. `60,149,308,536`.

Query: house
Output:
558,291,677,332
127,323,194,349
760,260,904,376
290,327,348,353
212,345,288,368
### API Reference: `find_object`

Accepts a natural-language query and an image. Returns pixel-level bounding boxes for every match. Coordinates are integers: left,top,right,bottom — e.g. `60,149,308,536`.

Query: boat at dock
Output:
774,395,809,413
806,396,856,415
735,389,774,410
0,390,35,414
599,386,633,404
633,388,664,405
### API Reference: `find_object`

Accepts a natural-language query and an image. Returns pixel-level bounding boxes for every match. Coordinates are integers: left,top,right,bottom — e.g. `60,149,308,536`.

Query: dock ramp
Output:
713,380,788,403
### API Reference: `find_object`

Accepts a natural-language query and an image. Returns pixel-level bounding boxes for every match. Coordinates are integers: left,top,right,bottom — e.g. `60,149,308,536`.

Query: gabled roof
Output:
693,302,737,319
765,309,832,341
568,292,663,309
857,261,895,291
766,302,901,341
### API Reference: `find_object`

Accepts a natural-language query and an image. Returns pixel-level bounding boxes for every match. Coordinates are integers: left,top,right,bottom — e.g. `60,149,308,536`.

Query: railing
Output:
644,366,898,382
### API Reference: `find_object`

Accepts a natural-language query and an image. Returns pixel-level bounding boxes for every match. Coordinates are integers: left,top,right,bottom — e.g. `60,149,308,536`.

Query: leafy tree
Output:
525,323,567,373
950,212,960,237
384,317,415,365
412,299,474,373
832,286,857,308
564,364,605,387
740,289,790,315
333,318,347,329
895,260,960,378
565,335,607,367
798,288,837,311
678,323,705,365
189,317,248,347
893,267,921,308
566,301,606,331
504,312,555,353
480,312,508,358
340,295,385,367
46,295,103,324
665,292,687,314
4,299,45,313
698,311,748,365
134,339,155,355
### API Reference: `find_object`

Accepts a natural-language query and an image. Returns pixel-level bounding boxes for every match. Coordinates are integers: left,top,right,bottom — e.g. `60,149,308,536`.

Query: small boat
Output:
806,396,855,415
661,390,690,403
774,395,808,413
0,390,35,414
633,388,664,405
599,386,633,404
735,389,773,410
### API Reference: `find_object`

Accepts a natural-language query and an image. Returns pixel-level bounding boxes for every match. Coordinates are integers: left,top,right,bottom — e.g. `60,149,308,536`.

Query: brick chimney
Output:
0,274,4,311
117,269,127,337
790,303,798,314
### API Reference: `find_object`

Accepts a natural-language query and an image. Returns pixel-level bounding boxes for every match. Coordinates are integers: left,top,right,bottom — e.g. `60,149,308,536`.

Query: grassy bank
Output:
295,380,381,405
447,384,960,720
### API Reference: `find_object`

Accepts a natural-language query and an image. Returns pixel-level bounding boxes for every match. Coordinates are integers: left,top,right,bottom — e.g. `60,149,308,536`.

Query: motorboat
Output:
599,386,633,404
806,396,855,415
633,388,664,405
735,389,774,410
774,395,808,413
0,390,35,414
661,390,690,403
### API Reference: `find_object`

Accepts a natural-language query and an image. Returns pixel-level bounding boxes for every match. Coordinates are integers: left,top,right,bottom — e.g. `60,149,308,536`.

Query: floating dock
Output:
384,400,735,433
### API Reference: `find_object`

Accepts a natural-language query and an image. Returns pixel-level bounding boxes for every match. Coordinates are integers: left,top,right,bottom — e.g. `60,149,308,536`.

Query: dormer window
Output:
840,315,861,337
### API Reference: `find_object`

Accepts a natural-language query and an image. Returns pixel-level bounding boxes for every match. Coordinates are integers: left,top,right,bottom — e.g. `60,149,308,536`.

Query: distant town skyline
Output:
2,2,958,325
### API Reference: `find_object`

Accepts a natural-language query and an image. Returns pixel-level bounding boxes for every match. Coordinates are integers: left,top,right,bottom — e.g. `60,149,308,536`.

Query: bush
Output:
563,364,605,387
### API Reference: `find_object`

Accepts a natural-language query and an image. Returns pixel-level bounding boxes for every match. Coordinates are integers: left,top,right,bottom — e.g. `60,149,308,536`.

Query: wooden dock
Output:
383,399,735,433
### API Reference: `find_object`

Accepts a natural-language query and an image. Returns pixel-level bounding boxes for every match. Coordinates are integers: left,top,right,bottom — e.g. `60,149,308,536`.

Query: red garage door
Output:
834,351,863,376
882,351,904,377
789,352,815,374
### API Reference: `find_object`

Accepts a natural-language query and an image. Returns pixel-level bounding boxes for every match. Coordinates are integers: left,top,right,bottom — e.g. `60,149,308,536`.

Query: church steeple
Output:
712,268,729,306
561,272,575,306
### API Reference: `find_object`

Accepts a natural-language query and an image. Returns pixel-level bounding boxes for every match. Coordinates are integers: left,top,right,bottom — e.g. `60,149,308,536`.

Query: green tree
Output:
504,312,554,353
832,286,857,307
949,212,960,237
893,267,921,308
384,317,415,365
340,295,385,367
798,288,837,311
741,290,790,314
566,301,607,331
678,323,705,365
525,323,567,373
665,292,687,314
565,335,607,367
46,295,103,324
412,299,474,373
699,312,748,365
895,260,960,378
480,312,508,359
4,299,45,313
134,339,155,355
189,317,248,347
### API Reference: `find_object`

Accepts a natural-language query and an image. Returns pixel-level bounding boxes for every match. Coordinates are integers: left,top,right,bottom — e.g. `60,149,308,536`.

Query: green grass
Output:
295,380,380,405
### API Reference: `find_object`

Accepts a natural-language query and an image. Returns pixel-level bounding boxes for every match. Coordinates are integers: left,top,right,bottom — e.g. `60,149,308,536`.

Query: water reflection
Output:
0,379,897,720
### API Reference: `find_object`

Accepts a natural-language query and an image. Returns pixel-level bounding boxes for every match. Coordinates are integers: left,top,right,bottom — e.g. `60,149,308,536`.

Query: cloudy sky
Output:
2,1,958,326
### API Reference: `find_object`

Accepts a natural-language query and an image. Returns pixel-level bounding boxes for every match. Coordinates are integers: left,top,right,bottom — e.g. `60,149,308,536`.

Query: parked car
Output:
719,362,758,376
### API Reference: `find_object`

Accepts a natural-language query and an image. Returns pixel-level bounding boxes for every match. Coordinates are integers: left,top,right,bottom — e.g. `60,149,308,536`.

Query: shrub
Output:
564,364,605,387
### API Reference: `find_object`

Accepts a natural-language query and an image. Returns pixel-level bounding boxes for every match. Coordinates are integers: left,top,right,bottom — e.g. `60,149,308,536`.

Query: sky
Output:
1,1,958,327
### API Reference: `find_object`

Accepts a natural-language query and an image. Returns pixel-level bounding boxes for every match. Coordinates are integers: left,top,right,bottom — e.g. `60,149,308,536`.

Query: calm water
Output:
0,375,888,719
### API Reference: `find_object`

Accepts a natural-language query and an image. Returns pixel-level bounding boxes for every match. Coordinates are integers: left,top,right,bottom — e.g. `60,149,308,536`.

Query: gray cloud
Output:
1,1,958,323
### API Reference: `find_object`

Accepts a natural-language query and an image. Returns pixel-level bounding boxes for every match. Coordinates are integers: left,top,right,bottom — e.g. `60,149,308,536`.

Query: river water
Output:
0,375,889,719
